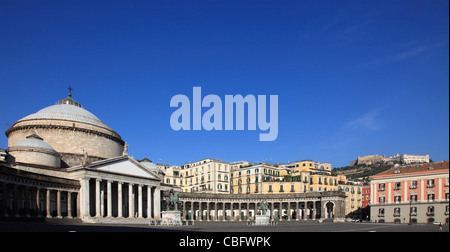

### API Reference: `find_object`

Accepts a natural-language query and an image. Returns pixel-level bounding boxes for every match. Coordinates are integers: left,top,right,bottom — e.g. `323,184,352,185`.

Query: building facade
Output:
0,94,166,223
370,161,449,224
178,158,232,194
230,162,364,217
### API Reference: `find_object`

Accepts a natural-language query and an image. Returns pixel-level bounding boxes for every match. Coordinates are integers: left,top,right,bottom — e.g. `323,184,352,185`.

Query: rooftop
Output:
370,161,449,179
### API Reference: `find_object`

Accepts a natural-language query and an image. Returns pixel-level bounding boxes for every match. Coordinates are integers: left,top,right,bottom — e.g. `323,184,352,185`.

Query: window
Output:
427,179,435,188
394,182,401,190
394,208,401,217
410,195,418,202
394,196,401,203
427,206,435,216
280,185,284,192
427,193,435,202
411,207,417,216
378,208,385,217
379,183,385,191
268,185,273,192
379,196,385,203
410,180,418,189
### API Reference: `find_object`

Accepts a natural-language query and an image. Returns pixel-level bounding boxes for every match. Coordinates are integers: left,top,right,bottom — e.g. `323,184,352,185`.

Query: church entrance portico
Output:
67,155,164,224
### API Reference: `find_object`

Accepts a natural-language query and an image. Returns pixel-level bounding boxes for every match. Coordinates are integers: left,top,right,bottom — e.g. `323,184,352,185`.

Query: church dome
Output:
8,134,61,168
16,97,113,131
6,93,125,167
11,134,58,155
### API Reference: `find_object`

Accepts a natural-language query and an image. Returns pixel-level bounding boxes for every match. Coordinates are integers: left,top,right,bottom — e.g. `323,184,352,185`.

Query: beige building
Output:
179,158,231,194
400,154,430,164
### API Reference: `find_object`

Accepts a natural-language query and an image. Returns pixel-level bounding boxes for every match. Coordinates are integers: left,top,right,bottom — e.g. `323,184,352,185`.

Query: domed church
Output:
6,92,124,168
0,90,166,223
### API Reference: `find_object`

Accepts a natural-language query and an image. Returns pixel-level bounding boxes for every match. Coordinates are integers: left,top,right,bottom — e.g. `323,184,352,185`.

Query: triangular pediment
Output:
83,156,161,181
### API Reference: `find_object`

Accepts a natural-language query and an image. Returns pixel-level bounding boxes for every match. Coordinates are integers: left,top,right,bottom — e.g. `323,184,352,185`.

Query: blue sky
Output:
1,0,448,168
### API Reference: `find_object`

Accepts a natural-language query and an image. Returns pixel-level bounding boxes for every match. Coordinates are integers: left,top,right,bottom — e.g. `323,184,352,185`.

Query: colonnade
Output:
179,200,327,222
163,191,345,222
79,177,161,220
0,181,78,218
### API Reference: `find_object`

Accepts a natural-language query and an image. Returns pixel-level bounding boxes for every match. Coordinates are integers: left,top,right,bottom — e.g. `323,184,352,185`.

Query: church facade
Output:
0,93,164,223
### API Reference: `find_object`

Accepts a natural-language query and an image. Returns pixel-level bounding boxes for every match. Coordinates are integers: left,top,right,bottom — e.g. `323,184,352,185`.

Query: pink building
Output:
370,161,449,224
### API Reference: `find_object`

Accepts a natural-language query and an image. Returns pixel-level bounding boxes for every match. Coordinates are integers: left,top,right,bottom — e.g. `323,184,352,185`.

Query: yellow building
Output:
231,161,364,217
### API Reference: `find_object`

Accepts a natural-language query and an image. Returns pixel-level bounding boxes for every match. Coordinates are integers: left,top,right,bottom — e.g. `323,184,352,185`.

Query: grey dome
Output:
140,158,158,171
11,134,58,155
16,97,113,131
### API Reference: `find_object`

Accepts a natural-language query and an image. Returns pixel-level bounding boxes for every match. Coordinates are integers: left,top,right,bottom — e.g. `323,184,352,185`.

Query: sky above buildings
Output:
1,0,448,167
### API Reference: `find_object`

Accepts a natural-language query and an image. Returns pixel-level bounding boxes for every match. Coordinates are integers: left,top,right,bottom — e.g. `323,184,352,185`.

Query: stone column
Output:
107,181,112,218
199,201,202,221
206,202,210,221
56,190,62,218
312,201,316,220
46,189,51,218
238,202,242,221
13,184,19,217
24,186,30,217
296,202,299,221
118,182,123,218
271,202,274,221
2,183,8,217
138,184,143,218
190,201,194,221
182,200,186,221
36,187,41,217
129,184,134,218
80,178,90,218
147,186,152,219
214,202,218,221
279,202,282,221
67,192,72,218
246,202,250,221
95,179,101,217
153,187,160,219
288,202,292,221
222,202,226,221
